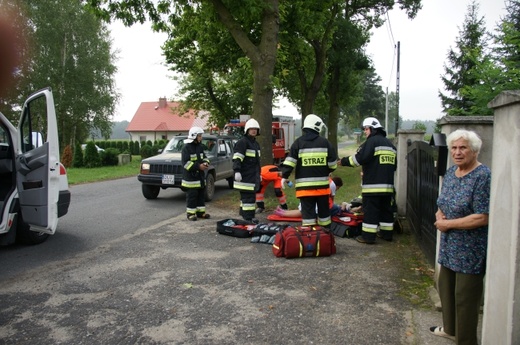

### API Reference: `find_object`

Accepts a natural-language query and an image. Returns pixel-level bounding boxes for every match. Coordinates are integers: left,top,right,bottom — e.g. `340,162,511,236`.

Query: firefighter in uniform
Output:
181,126,211,221
255,165,288,213
281,114,338,228
339,117,396,243
233,119,261,222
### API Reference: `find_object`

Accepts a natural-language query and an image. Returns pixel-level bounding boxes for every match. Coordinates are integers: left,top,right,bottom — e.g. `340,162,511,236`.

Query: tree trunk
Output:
327,65,340,148
210,0,279,166
252,63,276,166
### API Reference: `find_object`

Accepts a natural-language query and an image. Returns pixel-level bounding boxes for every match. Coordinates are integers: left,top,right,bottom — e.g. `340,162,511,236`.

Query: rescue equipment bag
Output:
272,225,336,258
216,219,257,238
330,212,363,238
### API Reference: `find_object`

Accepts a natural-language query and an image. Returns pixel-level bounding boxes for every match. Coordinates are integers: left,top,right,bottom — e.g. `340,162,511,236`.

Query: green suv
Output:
138,134,235,201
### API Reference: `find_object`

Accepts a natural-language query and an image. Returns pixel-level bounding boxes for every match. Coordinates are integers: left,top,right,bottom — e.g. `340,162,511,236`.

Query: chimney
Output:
158,97,167,109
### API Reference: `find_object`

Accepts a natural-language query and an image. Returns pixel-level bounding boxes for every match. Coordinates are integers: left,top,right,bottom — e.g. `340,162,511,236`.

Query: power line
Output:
383,11,397,90
385,11,396,47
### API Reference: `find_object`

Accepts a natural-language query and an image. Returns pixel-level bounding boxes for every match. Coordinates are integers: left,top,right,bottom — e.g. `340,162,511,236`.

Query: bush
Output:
83,142,101,168
151,144,163,155
61,145,73,168
140,144,153,159
101,148,120,166
133,141,140,155
72,143,84,167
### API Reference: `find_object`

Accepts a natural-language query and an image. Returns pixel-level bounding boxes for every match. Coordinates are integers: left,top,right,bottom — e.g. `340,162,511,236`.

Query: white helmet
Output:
244,119,260,135
303,114,324,133
362,117,383,129
185,126,204,143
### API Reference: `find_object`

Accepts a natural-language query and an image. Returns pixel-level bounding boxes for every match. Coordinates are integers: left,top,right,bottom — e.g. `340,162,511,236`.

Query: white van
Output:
0,87,70,245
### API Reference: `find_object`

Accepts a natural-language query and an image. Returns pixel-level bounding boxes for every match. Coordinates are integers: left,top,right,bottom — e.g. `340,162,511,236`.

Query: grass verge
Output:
380,223,435,309
66,155,141,185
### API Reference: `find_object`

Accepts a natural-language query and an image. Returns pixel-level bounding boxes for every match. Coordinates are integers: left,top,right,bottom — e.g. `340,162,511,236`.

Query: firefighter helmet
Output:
244,119,260,135
362,117,383,129
303,114,324,133
185,126,204,143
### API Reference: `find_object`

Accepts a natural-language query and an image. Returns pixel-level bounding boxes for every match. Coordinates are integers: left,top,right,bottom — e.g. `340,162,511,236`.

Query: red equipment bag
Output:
330,212,363,238
272,226,336,258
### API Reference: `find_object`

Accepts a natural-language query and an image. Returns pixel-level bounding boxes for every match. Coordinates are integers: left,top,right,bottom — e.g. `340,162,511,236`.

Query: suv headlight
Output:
141,163,150,174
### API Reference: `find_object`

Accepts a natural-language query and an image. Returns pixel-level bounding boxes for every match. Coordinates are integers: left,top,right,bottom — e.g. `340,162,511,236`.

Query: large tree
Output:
0,0,118,149
87,0,279,165
85,0,421,159
496,0,520,70
161,3,254,127
458,0,520,114
279,0,420,145
438,0,490,115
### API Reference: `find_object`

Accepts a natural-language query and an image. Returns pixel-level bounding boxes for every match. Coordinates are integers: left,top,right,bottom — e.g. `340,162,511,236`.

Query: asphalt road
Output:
0,177,232,281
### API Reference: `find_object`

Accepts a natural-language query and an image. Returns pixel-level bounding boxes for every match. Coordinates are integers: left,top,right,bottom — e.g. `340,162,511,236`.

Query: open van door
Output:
15,88,60,234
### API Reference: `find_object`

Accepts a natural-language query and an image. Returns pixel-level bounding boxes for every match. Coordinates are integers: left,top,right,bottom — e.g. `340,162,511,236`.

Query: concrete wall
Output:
482,91,520,345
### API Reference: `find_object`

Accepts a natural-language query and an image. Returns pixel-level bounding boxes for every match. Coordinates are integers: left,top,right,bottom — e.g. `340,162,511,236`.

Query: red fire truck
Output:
223,115,296,164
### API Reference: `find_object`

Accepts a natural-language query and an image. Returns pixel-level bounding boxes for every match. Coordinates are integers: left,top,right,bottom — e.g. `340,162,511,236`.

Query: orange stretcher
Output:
266,214,302,222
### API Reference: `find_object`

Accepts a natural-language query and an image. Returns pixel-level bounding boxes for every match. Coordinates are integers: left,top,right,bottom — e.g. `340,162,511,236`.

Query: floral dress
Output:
436,164,491,274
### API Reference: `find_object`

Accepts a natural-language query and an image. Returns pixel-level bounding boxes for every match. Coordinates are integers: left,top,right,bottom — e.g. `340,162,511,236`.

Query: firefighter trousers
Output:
240,191,256,220
361,194,394,241
300,195,331,227
186,188,206,216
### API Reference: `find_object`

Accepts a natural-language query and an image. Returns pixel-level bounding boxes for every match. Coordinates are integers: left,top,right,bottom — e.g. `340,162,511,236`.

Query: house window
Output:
139,136,146,143
162,135,167,140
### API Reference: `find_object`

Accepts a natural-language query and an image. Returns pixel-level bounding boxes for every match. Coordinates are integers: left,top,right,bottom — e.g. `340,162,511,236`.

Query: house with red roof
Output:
125,97,210,142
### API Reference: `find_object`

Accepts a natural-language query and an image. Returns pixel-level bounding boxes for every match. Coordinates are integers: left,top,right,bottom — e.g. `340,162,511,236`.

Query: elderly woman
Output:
430,129,491,345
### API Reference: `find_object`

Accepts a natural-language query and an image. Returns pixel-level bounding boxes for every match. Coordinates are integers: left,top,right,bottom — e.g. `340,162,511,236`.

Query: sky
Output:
365,0,506,122
109,0,507,123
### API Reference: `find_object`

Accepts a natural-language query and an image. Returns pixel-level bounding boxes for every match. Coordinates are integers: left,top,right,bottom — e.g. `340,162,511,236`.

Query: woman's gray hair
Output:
446,129,482,154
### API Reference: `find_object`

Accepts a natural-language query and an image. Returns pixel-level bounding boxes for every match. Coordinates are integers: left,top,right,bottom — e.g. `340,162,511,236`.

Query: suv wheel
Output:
142,184,160,199
204,173,216,201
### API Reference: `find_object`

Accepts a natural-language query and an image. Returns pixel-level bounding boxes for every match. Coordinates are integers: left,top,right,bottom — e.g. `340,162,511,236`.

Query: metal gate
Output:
406,134,447,266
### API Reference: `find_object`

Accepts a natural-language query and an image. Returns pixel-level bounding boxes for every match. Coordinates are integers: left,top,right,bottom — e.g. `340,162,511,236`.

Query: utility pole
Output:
395,41,400,135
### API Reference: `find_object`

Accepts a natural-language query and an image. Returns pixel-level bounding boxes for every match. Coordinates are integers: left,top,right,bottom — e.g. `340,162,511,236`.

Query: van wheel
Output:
204,173,216,201
142,184,160,199
15,215,49,245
